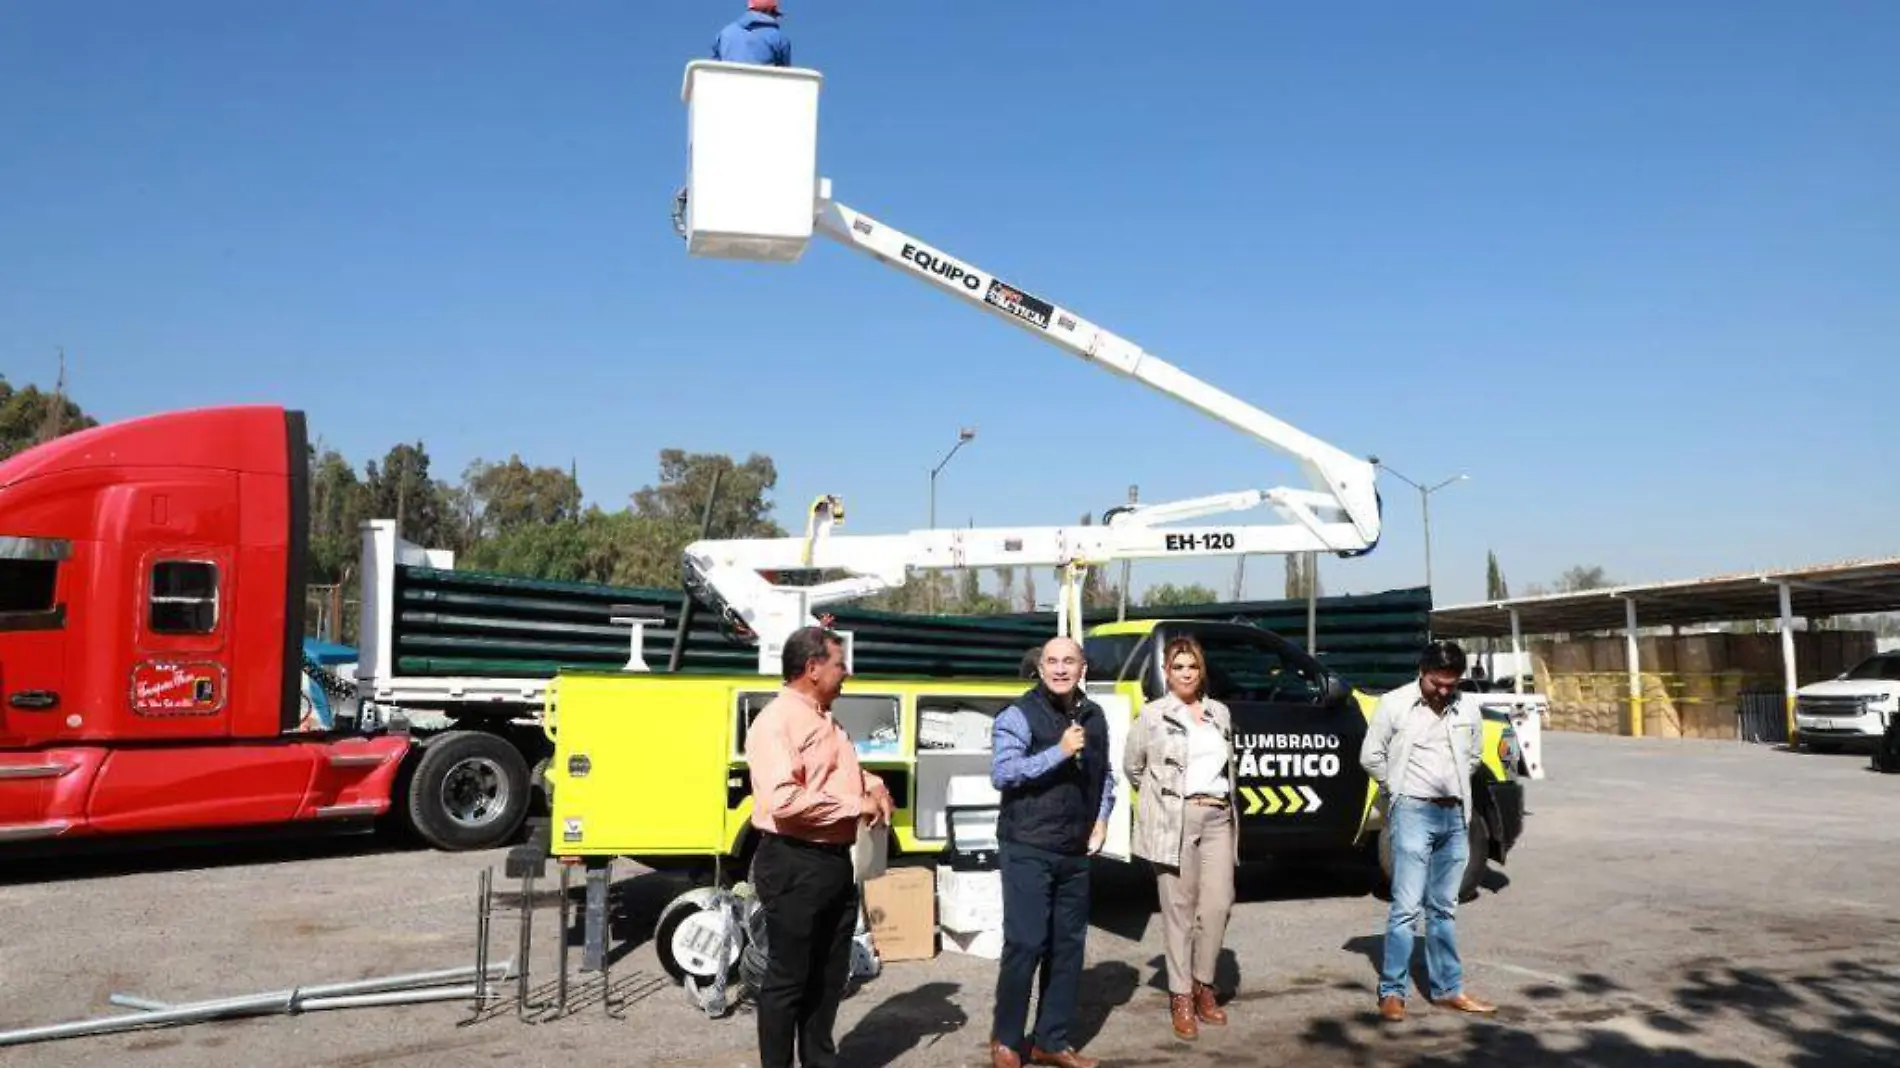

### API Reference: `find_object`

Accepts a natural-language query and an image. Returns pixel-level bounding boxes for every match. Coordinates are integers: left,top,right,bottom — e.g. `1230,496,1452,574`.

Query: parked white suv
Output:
1794,652,1900,751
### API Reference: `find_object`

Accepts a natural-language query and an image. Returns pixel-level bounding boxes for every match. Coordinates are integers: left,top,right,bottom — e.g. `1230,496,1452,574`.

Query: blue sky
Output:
3,2,1895,608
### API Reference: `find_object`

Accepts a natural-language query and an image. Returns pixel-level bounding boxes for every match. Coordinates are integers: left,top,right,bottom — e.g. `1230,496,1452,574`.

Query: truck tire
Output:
404,731,531,852
1373,812,1493,903
1459,813,1492,902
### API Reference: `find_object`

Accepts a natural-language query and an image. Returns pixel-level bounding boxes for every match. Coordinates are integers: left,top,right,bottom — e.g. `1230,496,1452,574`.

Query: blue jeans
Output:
1380,796,1468,1001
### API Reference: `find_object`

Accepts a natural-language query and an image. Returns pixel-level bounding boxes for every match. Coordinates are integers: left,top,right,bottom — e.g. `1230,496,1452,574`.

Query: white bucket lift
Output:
679,60,823,262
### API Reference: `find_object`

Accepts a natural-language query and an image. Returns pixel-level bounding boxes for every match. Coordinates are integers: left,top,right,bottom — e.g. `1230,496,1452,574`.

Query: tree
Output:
1284,553,1322,599
632,449,785,539
0,375,98,461
307,444,371,584
1486,550,1509,600
996,566,1017,611
1142,582,1220,608
1075,513,1121,611
1556,565,1612,592
458,455,584,542
364,442,454,550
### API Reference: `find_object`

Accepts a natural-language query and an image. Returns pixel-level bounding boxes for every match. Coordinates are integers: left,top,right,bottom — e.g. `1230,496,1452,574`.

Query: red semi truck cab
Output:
0,405,411,845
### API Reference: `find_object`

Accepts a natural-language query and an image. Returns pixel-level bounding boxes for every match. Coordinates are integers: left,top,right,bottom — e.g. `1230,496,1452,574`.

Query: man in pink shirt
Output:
745,625,893,1068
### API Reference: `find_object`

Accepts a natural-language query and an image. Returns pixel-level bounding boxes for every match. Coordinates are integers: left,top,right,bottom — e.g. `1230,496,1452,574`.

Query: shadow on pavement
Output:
1284,953,1900,1068
0,824,425,886
837,980,967,1067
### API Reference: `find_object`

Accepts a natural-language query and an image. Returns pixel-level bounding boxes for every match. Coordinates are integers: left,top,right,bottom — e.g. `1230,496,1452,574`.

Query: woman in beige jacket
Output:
1123,635,1239,1042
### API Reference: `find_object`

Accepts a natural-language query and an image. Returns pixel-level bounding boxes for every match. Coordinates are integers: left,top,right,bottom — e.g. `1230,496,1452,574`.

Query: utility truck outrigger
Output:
540,62,1520,989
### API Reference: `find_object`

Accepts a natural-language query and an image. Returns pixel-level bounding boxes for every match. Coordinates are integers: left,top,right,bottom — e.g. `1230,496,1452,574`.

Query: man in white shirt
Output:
1359,640,1498,1022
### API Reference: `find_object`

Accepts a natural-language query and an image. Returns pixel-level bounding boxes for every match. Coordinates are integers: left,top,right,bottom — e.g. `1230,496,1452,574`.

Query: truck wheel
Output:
1459,814,1493,902
404,731,531,851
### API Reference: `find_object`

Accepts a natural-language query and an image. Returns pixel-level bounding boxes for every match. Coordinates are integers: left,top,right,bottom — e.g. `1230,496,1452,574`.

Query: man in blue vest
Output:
987,636,1115,1068
711,0,792,67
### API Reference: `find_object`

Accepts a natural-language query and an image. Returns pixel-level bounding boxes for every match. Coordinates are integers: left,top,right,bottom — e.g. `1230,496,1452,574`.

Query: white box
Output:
680,60,823,262
943,926,1003,960
936,867,1004,933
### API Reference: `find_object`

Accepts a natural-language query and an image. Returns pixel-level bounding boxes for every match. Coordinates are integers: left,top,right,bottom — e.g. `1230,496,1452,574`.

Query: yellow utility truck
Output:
546,616,1525,982
541,59,1523,986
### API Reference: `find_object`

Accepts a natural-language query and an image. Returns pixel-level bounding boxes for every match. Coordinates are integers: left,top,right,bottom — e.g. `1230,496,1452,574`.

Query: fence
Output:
1736,691,1791,745
374,565,1433,692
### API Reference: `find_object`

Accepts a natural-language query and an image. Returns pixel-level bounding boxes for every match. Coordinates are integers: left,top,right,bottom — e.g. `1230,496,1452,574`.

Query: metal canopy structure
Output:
1433,556,1900,639
1431,556,1900,741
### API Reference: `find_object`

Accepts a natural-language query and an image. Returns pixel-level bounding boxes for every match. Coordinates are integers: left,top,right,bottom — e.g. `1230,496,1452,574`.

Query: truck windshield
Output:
1195,629,1325,705
1843,655,1900,681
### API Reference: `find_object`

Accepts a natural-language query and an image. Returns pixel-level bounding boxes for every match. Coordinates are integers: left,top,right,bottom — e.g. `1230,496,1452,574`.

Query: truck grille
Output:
1797,696,1867,718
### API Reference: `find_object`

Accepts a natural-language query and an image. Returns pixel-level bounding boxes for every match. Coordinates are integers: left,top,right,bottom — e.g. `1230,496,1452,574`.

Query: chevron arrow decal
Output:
1237,783,1330,817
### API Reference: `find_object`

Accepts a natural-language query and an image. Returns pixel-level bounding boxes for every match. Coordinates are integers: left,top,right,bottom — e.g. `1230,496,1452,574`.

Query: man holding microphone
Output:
987,636,1115,1068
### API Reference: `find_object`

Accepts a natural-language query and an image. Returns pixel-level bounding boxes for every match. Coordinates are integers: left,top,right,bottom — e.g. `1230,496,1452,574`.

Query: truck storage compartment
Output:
550,673,734,856
913,695,1011,844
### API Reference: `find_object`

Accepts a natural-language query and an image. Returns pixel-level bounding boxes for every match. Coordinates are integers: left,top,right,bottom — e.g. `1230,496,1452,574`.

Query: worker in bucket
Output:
711,0,792,67
745,625,893,1068
987,636,1115,1068
1359,640,1500,1023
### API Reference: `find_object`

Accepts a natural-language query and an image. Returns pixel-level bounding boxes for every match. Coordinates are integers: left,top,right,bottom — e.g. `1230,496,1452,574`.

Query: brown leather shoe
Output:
1431,992,1497,1014
1029,1046,1100,1068
1170,993,1199,1040
1379,994,1406,1022
1192,981,1228,1025
990,1039,1023,1068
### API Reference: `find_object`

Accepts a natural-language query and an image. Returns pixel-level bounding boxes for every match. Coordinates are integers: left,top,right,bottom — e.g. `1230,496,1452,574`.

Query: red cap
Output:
747,0,779,11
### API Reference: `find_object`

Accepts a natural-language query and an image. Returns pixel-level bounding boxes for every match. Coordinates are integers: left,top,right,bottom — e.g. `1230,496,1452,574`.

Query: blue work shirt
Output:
711,12,792,67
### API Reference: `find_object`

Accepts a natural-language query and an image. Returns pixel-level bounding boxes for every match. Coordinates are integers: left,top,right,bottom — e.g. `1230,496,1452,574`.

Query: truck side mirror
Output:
1322,673,1352,707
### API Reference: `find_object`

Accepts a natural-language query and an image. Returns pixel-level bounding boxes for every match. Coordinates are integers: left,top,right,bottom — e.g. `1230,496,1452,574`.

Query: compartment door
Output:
1090,684,1135,862
551,676,733,856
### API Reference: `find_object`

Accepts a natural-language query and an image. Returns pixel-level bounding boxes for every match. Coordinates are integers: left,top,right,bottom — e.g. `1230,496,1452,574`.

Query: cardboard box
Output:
862,866,936,962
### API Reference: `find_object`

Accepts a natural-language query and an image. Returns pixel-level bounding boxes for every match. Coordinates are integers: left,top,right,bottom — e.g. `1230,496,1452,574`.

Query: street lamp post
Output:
1372,460,1467,595
928,427,976,612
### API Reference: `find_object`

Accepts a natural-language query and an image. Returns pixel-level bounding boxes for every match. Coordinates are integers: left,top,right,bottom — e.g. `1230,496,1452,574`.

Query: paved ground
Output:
3,732,1898,1067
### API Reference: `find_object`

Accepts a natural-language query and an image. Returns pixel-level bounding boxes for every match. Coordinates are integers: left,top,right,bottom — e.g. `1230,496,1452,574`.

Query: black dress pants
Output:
752,832,859,1068
992,839,1092,1053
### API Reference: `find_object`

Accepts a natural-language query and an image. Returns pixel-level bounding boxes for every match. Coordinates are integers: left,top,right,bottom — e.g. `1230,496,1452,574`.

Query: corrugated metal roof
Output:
1432,556,1900,638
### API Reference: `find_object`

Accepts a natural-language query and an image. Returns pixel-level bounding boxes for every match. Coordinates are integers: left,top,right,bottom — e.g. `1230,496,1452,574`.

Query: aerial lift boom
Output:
675,61,1383,671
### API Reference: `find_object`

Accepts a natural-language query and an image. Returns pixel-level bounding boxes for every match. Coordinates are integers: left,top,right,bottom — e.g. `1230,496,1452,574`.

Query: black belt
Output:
762,831,851,856
1409,796,1461,808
